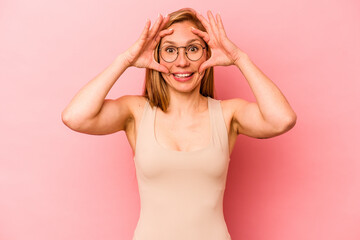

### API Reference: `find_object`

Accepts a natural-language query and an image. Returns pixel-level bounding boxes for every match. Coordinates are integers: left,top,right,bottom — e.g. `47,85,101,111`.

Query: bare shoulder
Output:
221,98,249,111
117,94,149,134
119,94,148,120
219,97,248,116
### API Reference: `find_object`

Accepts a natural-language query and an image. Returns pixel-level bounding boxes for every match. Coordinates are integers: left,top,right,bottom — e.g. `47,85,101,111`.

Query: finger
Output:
154,28,174,44
191,27,210,43
150,61,169,73
199,59,214,74
195,11,213,35
216,13,227,37
207,10,220,39
148,14,163,39
138,19,151,42
157,14,170,32
159,28,174,37
153,15,172,44
148,14,163,38
153,14,170,42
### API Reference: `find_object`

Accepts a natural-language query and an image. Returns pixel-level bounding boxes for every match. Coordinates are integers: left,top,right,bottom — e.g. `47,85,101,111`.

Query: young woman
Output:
62,8,296,240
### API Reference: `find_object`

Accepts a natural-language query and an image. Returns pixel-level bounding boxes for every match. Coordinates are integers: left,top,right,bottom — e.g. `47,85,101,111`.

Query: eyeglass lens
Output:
160,43,204,62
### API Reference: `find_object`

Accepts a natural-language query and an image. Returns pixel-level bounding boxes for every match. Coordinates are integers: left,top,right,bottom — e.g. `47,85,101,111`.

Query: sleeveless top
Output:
133,96,232,240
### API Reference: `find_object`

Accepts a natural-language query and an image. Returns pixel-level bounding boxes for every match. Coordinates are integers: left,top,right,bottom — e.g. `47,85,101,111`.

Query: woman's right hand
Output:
123,14,173,73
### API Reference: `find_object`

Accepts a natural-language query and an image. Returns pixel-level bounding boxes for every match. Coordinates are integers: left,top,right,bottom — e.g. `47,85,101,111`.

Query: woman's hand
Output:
192,10,246,73
123,14,174,73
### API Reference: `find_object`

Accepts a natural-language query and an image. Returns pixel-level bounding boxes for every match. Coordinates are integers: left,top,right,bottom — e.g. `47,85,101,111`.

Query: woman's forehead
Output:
161,21,204,45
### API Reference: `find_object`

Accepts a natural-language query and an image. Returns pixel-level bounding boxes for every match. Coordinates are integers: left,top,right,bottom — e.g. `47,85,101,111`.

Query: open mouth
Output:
172,72,195,78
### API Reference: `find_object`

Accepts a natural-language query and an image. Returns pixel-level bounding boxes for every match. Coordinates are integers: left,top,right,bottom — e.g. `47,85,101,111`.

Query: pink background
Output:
1,0,359,239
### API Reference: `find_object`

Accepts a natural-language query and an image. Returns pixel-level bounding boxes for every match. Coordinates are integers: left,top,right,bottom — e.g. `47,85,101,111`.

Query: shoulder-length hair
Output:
142,8,214,112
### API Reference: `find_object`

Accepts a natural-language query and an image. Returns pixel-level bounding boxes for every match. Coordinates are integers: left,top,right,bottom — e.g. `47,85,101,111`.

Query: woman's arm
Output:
193,10,296,138
62,14,173,134
61,54,130,130
233,53,297,135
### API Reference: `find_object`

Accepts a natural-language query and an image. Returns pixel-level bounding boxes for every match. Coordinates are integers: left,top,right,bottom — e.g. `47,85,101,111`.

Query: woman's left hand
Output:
192,10,246,73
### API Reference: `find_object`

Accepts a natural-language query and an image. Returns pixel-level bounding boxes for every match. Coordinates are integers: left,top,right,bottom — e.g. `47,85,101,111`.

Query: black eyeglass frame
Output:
158,43,207,63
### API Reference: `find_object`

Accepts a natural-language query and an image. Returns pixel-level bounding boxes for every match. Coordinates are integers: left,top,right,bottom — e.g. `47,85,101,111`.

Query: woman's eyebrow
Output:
162,39,202,45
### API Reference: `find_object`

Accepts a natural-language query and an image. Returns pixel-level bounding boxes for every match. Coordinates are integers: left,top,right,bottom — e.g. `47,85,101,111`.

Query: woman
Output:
62,8,296,240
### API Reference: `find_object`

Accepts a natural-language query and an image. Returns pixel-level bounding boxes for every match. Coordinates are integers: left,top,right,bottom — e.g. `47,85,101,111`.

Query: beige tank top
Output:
133,96,231,240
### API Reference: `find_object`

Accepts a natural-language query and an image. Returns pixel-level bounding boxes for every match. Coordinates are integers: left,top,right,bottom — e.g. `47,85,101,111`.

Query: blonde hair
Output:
142,8,214,112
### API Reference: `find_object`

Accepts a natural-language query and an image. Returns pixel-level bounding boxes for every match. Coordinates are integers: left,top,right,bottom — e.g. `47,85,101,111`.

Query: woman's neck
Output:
166,91,208,116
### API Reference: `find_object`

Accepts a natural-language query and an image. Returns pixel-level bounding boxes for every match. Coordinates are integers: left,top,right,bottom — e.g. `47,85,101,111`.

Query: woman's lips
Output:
171,72,195,82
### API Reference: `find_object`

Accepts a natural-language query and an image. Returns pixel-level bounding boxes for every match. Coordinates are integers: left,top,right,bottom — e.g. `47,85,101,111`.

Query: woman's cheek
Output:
161,72,172,81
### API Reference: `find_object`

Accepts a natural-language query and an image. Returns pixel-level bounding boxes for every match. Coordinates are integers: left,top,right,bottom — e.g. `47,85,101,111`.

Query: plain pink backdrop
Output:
1,0,359,239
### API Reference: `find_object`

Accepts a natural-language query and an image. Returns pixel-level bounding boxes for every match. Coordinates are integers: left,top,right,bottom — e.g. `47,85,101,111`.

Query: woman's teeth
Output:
173,73,193,78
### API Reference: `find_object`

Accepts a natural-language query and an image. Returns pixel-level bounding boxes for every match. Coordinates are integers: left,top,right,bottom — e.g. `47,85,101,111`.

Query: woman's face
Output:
159,20,207,94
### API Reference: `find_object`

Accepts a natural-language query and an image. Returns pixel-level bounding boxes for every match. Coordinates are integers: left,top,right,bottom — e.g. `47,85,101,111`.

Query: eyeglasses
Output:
159,43,206,63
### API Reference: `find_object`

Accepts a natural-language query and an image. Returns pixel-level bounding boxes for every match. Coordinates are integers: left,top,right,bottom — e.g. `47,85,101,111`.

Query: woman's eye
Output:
165,48,176,53
188,46,199,52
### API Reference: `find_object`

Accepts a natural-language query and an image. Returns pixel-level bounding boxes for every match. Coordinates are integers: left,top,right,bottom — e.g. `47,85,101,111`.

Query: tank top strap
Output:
208,97,229,156
134,98,154,154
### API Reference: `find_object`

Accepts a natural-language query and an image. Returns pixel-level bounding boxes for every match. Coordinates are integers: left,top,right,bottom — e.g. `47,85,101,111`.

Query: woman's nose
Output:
175,49,190,67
